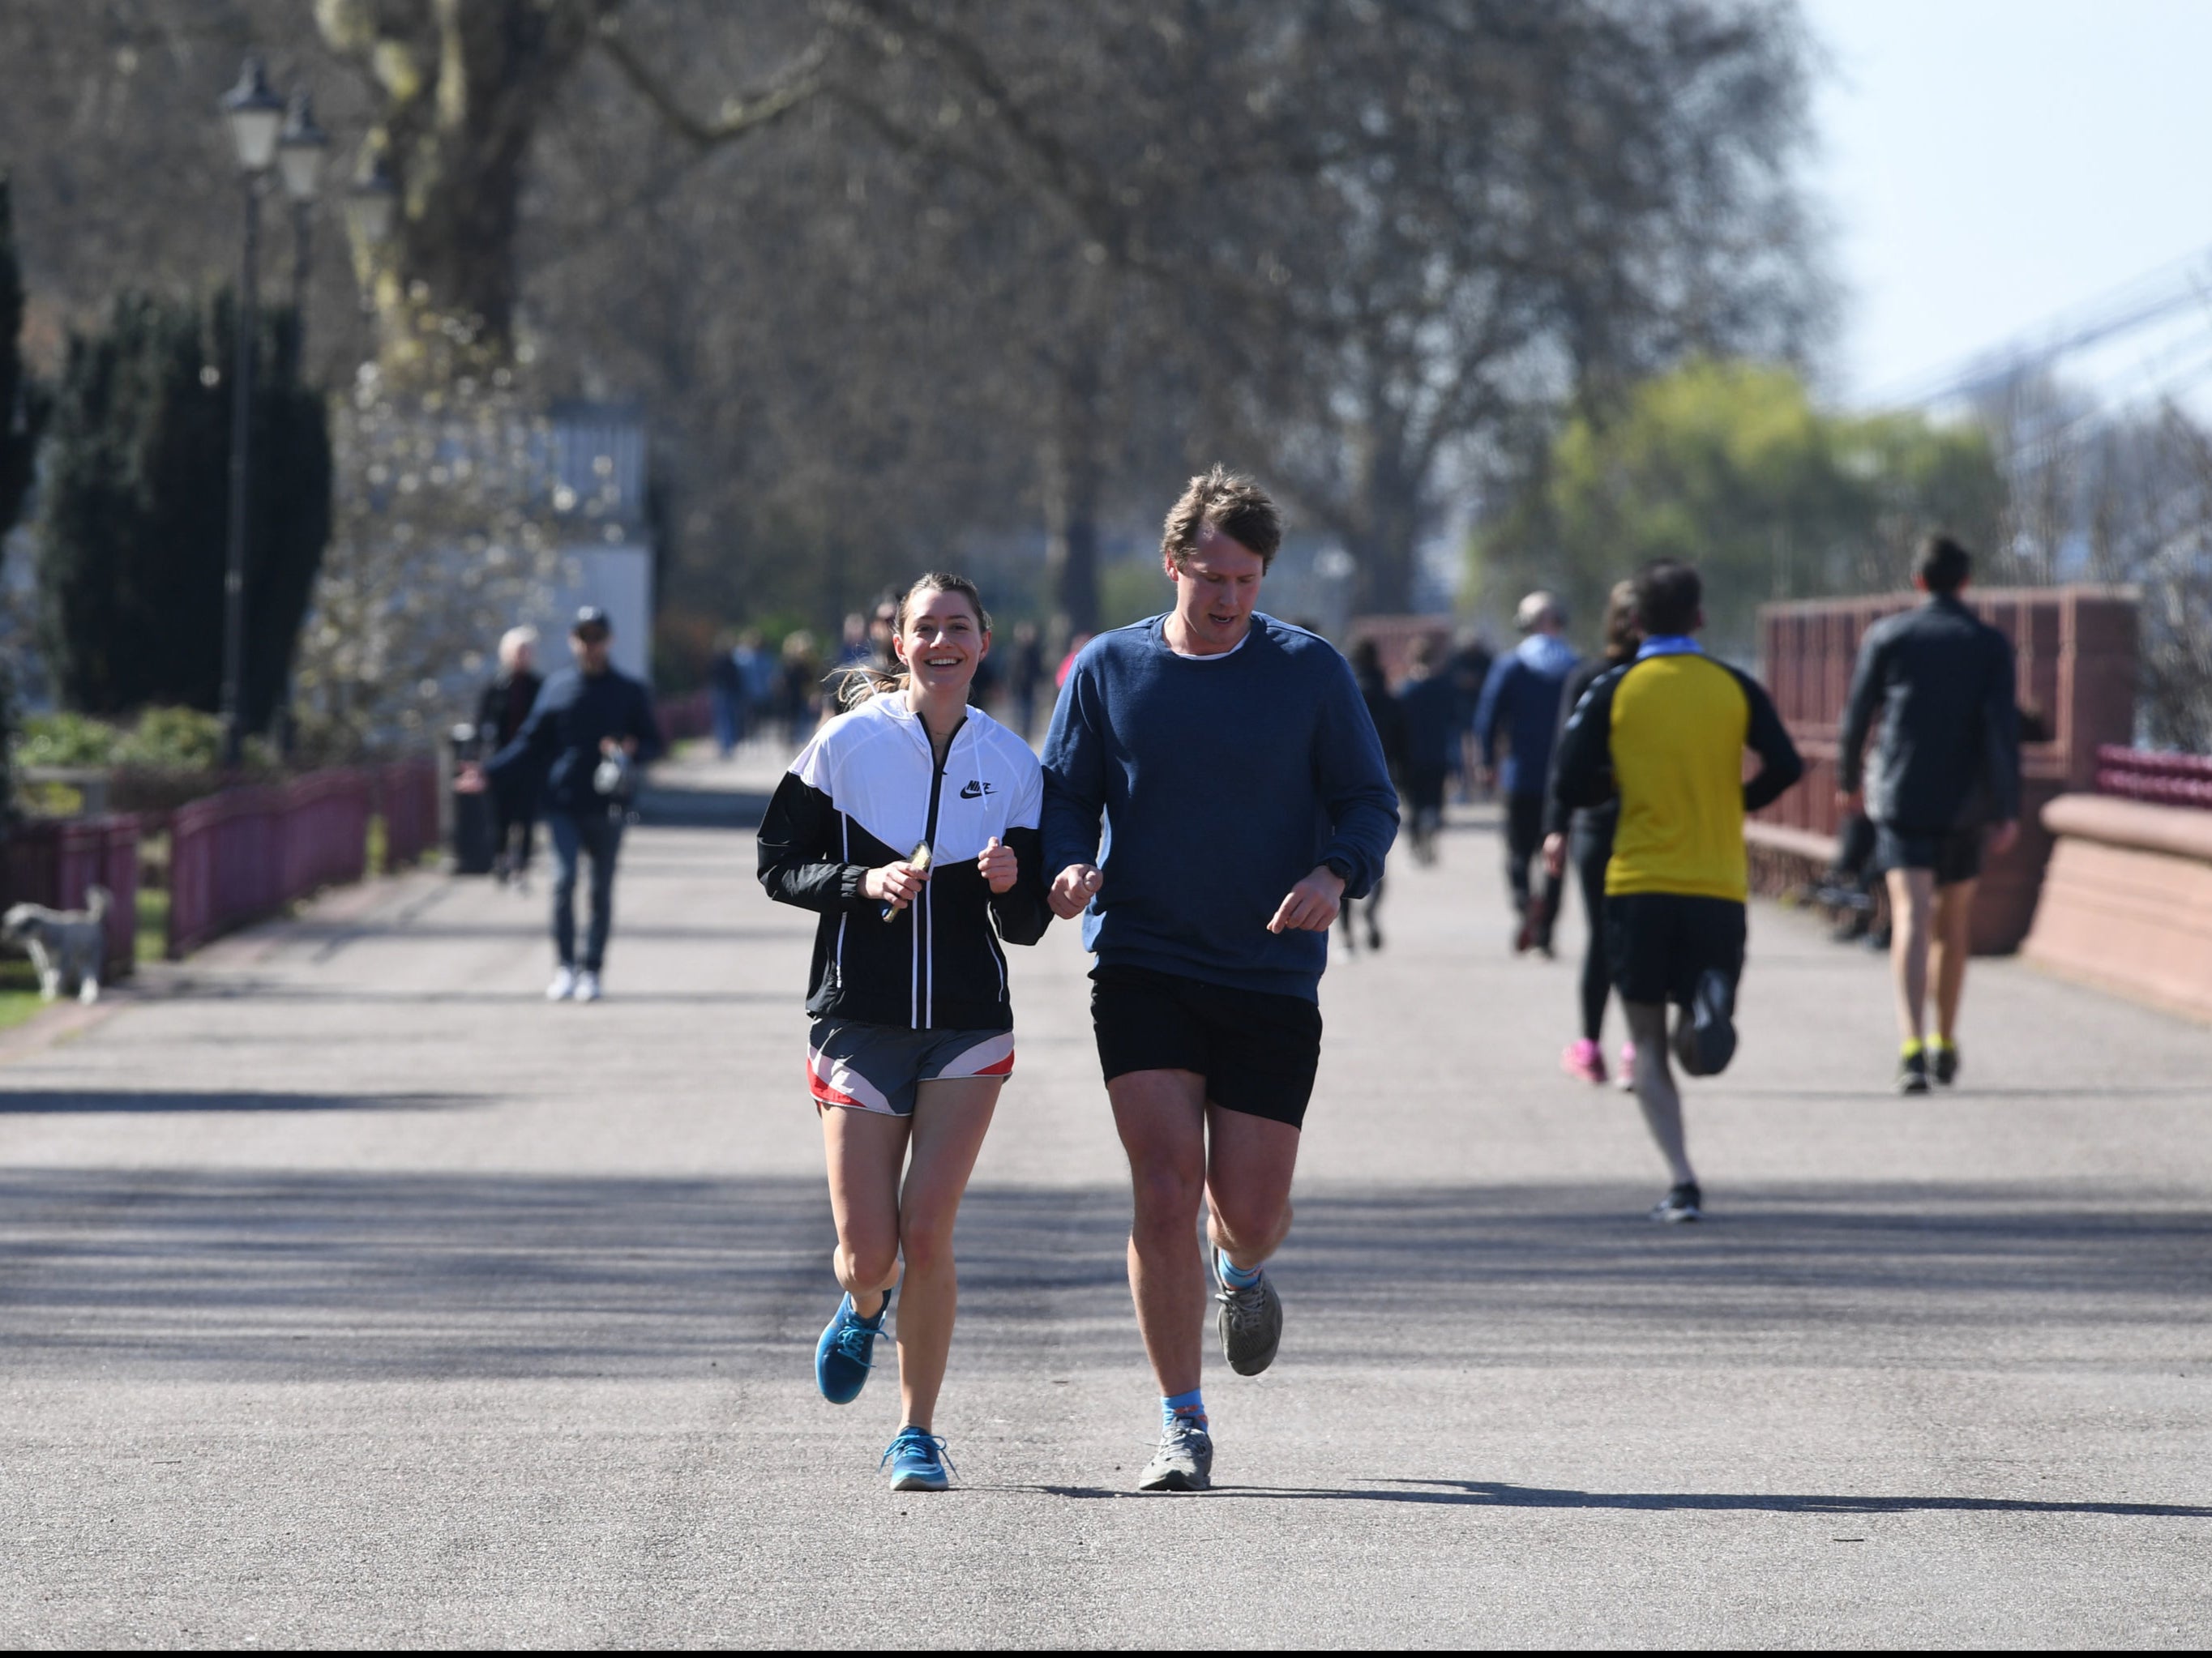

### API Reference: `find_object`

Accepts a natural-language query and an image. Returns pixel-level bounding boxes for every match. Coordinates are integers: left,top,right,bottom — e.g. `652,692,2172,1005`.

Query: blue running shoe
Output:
882,1425,954,1492
815,1289,891,1404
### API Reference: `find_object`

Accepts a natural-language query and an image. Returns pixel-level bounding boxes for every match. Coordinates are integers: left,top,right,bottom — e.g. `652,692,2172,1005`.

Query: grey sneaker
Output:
1215,1263,1283,1377
1137,1416,1213,1492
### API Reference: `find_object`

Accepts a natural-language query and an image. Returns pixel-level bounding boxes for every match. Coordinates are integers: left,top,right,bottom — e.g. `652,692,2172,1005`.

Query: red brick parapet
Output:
2024,794,2212,1022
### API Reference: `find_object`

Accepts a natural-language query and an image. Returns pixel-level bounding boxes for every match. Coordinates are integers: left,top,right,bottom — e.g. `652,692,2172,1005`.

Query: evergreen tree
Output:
37,290,330,733
0,174,43,541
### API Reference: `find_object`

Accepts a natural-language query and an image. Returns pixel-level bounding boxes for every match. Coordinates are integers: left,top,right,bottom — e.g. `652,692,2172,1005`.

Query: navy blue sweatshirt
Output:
1042,614,1400,1002
488,665,665,814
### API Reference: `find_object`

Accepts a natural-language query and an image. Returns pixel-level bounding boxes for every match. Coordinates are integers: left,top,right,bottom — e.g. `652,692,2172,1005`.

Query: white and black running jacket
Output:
757,694,1052,1031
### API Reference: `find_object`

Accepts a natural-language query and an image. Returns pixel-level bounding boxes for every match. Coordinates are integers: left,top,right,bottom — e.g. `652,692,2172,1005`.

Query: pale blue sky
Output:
1802,0,2212,410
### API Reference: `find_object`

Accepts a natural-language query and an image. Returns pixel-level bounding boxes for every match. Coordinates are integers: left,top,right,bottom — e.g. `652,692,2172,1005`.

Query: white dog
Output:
2,885,110,1004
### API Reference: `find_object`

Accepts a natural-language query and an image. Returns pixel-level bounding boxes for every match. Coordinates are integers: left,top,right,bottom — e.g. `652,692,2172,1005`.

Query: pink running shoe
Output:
1561,1038,1607,1084
1618,1043,1639,1092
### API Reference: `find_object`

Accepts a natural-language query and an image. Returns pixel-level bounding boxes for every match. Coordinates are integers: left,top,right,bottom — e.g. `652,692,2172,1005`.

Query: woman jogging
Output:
756,574,1052,1491
1545,581,1640,1086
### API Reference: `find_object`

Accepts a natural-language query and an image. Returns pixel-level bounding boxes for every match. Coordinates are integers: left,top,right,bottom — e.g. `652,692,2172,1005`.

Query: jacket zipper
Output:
916,716,965,1028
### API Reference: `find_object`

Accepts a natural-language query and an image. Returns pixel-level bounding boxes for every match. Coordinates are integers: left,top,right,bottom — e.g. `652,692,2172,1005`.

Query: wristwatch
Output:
1321,855,1355,885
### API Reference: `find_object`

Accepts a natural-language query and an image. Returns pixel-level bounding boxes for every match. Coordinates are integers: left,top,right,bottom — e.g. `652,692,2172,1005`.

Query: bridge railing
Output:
2094,746,2212,809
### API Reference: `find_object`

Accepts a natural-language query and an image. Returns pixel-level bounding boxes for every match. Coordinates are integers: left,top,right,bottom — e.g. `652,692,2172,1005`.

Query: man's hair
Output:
1916,534,1972,595
1514,591,1564,634
1602,579,1641,664
1162,464,1282,569
1632,559,1702,637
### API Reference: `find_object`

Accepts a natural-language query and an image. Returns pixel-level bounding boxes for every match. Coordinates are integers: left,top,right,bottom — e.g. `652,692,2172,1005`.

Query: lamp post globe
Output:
345,156,399,251
219,55,285,175
277,92,328,204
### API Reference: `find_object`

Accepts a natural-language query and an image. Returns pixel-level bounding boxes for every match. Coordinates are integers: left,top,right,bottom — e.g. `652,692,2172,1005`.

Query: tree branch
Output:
595,21,827,150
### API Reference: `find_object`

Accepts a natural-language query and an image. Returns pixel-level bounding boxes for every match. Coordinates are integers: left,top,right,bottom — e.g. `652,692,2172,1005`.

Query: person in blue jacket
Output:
1475,592,1580,954
1042,465,1397,1494
486,606,663,1002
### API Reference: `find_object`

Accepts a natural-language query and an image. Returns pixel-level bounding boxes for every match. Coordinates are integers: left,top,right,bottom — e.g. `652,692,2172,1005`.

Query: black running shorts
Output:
1090,963,1322,1129
1606,892,1746,1009
1874,823,1983,887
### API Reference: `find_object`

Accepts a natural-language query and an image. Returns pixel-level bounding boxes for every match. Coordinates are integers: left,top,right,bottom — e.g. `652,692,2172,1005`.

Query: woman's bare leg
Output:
895,1076,1002,1432
819,1105,909,1318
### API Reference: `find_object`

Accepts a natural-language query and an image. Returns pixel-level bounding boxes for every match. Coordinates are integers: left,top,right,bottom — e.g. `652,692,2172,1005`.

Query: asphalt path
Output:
2,756,2209,1646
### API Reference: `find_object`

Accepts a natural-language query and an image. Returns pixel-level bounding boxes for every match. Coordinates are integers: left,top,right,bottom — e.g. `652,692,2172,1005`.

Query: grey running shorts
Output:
807,1019,1015,1117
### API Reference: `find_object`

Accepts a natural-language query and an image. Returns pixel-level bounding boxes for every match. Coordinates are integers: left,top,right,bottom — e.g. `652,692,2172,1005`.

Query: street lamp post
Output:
277,92,328,346
217,55,285,769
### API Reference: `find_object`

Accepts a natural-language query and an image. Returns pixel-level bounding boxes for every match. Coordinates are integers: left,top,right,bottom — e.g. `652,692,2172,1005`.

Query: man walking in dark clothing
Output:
487,607,665,1003
1475,592,1578,954
1397,635,1458,867
1341,639,1405,951
475,626,544,887
1837,536,2021,1094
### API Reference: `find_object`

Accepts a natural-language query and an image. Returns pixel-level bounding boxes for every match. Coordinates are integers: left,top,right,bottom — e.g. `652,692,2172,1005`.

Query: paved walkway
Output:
2,751,2209,1646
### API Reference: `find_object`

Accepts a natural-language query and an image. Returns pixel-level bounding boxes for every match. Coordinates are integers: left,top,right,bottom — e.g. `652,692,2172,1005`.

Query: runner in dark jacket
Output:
1475,592,1579,954
1542,580,1640,1087
1836,535,2021,1093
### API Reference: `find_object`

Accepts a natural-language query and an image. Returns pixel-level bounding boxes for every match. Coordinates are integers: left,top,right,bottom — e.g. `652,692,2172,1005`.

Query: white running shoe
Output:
546,966,577,1002
574,969,602,1002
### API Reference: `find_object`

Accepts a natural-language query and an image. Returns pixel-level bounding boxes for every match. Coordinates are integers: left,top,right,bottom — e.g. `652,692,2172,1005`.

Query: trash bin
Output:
447,724,496,875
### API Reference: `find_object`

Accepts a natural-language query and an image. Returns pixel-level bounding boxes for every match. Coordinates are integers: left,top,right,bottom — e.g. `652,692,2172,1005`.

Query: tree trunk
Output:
321,0,613,374
1042,344,1103,635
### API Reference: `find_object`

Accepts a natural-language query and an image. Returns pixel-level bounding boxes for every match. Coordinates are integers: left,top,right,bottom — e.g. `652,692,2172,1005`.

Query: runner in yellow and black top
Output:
1552,559,1803,1223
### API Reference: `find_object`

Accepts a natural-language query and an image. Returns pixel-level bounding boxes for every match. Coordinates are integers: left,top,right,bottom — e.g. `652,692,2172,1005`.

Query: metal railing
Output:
2094,746,2212,809
1,815,142,976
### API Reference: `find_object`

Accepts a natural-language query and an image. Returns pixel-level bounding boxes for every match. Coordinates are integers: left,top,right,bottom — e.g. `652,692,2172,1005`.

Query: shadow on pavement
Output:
0,1091,473,1114
0,1174,2205,1380
1025,1481,2212,1519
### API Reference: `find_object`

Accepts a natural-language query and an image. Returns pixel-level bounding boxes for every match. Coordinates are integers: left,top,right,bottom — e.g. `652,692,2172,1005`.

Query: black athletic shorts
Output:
1875,823,1983,887
1605,892,1746,1009
1090,963,1322,1129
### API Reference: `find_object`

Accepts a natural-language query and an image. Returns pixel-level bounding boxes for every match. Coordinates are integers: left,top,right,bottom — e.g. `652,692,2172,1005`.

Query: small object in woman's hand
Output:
881,840,932,921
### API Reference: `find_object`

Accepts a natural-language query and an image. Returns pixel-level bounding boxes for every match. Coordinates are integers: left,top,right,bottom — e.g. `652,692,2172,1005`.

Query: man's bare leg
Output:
1624,1000,1696,1187
1204,1105,1300,1275
1110,1068,1210,1397
1885,867,1936,1046
1931,877,1977,1044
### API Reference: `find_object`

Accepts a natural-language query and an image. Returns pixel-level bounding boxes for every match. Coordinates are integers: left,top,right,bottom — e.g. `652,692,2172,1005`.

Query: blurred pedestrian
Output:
487,606,664,1004
708,630,746,758
780,630,823,746
836,612,873,668
1449,635,1495,802
1836,535,2021,1095
1542,580,1640,1086
1475,592,1578,955
1340,638,1405,951
474,626,543,888
1395,635,1457,865
735,629,776,739
1055,631,1094,691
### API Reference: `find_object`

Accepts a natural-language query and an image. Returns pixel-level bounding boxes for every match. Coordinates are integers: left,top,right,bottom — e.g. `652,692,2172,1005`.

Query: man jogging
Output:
1042,466,1397,1492
1836,536,2020,1094
1552,560,1802,1223
487,606,664,1002
1475,592,1579,954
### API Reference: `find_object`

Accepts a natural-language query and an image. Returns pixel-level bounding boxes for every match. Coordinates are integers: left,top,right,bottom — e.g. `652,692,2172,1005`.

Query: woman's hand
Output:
864,860,930,913
978,835,1018,895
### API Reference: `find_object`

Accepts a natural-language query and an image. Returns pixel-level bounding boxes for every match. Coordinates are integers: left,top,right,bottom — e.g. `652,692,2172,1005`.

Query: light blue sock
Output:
1162,1387,1207,1429
1216,1249,1262,1290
